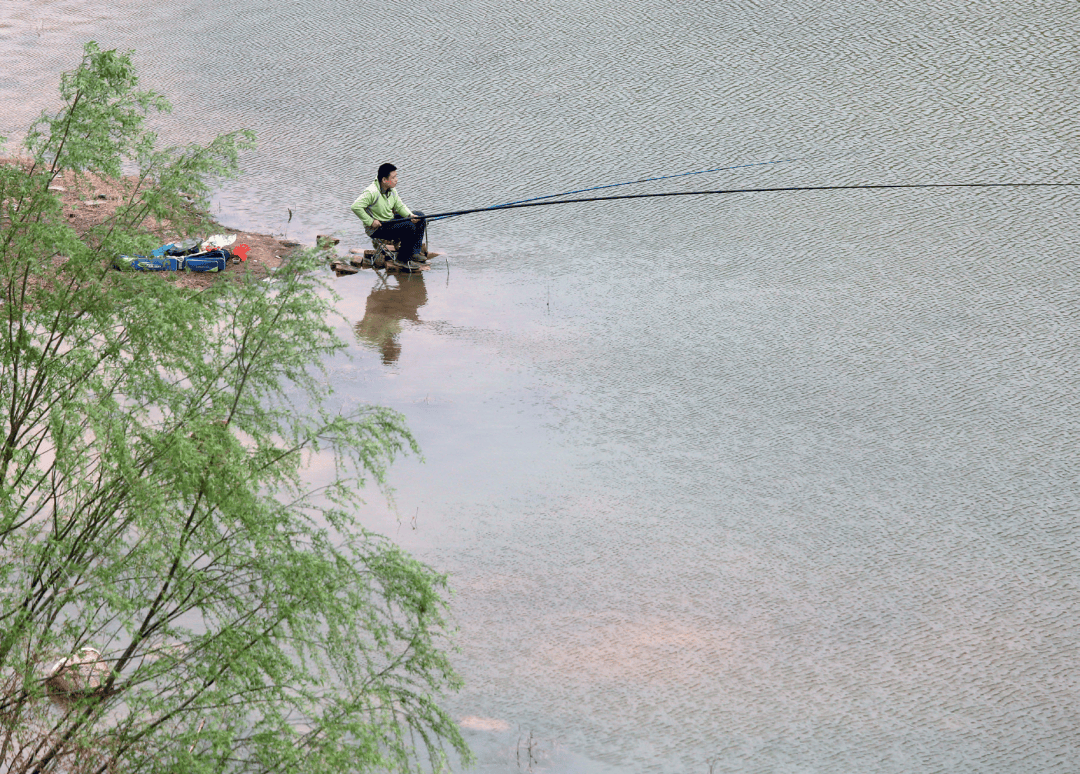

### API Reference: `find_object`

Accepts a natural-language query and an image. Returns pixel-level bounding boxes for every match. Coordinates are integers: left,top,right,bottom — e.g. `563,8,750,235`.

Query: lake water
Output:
3,1,1079,771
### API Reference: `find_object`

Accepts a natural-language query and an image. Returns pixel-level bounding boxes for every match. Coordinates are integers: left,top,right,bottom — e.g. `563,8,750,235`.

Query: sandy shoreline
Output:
2,156,304,288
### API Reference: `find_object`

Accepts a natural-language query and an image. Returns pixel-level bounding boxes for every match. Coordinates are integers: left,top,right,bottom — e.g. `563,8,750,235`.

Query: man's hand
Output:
410,215,420,224
371,219,382,229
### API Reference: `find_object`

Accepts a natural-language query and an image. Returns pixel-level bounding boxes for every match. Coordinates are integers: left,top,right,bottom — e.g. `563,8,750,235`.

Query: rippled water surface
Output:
4,1,1079,771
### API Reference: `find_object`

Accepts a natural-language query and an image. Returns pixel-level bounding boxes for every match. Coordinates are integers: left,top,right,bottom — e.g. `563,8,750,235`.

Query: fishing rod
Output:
421,159,797,246
473,158,799,215
391,182,1079,225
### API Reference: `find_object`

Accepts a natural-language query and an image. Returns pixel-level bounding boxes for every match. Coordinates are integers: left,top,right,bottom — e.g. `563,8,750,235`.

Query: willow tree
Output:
0,43,468,773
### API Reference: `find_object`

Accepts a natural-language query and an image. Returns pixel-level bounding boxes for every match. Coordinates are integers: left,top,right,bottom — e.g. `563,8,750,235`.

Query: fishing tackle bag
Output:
184,249,228,273
113,254,184,271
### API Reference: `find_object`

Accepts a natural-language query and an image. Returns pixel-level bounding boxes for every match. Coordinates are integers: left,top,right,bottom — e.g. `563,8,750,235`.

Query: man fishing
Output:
351,163,426,269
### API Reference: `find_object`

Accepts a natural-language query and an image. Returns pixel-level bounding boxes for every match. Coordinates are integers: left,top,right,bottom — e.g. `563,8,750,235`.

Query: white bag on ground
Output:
202,234,236,249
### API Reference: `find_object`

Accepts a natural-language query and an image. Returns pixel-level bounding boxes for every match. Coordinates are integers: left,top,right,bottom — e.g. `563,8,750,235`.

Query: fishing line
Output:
390,182,1079,225
482,158,799,213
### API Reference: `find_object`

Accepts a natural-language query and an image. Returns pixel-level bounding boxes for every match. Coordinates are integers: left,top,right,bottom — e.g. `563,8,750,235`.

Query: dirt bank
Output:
3,156,304,289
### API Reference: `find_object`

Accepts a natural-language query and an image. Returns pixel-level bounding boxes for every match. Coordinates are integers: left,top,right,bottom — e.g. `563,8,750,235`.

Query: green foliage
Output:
0,43,469,773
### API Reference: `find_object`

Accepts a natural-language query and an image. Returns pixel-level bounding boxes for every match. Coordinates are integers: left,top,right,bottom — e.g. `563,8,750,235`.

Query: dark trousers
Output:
370,210,426,257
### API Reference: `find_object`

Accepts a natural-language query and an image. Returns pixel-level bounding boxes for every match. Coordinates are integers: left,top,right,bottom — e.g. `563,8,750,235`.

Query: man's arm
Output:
350,189,378,228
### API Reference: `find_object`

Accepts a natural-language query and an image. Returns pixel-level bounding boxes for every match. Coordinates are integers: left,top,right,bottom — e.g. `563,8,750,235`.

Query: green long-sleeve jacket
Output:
350,180,412,229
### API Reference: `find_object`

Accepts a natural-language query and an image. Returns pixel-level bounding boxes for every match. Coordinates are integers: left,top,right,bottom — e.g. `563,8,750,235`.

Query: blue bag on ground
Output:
185,249,228,272
165,242,202,257
113,254,184,271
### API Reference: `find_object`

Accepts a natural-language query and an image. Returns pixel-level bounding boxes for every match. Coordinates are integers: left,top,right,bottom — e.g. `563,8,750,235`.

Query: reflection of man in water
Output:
354,273,428,364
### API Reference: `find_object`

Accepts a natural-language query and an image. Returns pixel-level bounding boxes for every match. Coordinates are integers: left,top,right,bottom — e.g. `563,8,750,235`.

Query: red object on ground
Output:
232,243,250,261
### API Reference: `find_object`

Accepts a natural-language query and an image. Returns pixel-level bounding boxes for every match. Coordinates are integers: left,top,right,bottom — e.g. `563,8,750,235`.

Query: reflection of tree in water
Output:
354,273,428,364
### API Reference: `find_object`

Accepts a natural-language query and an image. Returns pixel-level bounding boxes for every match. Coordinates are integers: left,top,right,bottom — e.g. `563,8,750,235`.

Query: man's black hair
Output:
377,163,397,184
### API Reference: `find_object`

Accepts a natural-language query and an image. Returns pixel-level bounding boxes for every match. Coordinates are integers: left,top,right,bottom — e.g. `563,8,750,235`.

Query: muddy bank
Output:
2,156,303,288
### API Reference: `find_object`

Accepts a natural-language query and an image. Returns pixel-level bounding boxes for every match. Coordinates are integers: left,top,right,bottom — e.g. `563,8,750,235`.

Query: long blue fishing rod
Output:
425,158,798,223
392,181,1079,225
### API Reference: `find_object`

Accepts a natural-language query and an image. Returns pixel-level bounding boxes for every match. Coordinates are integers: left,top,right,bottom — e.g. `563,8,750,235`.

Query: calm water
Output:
4,1,1079,771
